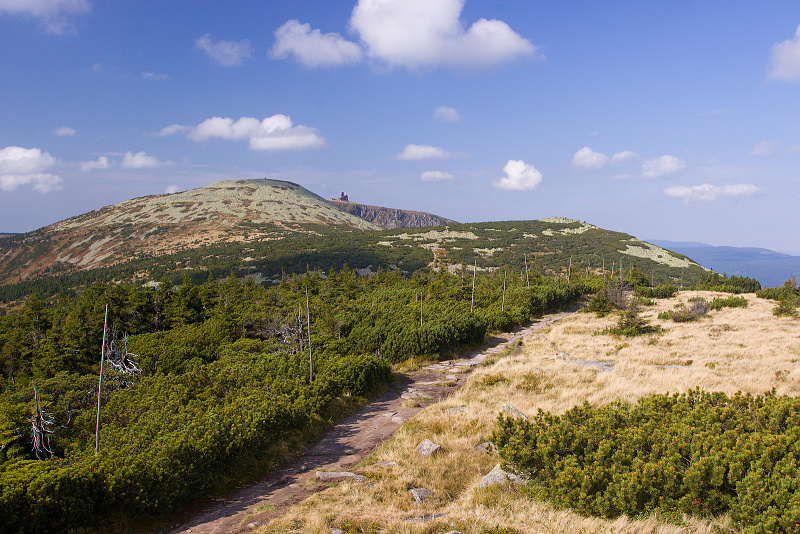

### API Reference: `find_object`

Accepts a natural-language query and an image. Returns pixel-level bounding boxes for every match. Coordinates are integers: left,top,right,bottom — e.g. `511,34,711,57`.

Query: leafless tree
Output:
28,383,71,460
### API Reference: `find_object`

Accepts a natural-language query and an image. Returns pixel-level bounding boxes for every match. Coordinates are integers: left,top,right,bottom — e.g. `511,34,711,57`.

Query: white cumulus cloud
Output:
271,0,536,71
53,126,76,136
572,146,609,169
492,159,542,191
350,0,536,69
573,147,640,170
433,106,462,122
271,19,363,68
641,155,685,178
121,151,161,169
80,155,110,171
155,124,191,137
185,115,325,151
768,24,800,82
420,170,456,182
396,144,459,160
0,0,90,34
664,183,760,203
164,184,180,194
195,34,253,66
0,146,62,193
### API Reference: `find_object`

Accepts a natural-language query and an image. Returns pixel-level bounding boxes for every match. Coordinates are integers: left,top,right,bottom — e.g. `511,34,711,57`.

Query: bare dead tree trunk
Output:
95,304,108,457
306,288,312,382
524,253,530,288
502,270,507,312
471,260,476,313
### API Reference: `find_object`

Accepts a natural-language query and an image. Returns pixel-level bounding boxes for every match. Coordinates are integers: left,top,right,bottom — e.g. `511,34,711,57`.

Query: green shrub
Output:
708,295,748,311
635,284,678,299
493,390,800,533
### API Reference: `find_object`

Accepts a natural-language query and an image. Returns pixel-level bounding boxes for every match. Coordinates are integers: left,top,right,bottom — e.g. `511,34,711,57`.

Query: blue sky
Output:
2,0,799,255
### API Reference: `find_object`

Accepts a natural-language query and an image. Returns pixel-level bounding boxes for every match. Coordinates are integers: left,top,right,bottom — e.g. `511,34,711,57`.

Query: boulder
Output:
416,439,441,457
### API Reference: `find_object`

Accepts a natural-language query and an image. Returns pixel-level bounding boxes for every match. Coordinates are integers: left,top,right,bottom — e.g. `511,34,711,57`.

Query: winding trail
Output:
165,310,574,534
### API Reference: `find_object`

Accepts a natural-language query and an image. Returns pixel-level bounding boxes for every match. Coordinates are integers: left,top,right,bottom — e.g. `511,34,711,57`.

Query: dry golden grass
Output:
260,291,800,534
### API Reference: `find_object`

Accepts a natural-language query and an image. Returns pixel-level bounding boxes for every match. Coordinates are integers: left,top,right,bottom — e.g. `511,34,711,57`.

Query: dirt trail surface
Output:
165,311,574,534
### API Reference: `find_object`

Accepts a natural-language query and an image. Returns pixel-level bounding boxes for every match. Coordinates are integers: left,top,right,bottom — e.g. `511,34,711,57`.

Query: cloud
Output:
185,115,326,151
611,150,638,163
572,147,639,169
121,151,161,169
641,155,685,178
572,146,609,169
80,155,110,171
0,0,90,34
271,19,363,68
433,106,462,122
0,146,62,193
396,144,459,160
749,140,780,158
141,71,169,80
421,170,456,182
350,0,536,69
664,183,760,203
195,34,254,66
52,126,76,136
164,184,180,194
155,124,191,136
768,24,800,82
272,0,536,70
492,159,542,191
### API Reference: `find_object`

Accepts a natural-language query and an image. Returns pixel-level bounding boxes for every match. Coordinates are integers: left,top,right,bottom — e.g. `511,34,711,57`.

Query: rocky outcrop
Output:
328,200,456,229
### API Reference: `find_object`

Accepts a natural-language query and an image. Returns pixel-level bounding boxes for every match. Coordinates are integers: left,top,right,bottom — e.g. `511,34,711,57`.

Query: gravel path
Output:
164,310,574,534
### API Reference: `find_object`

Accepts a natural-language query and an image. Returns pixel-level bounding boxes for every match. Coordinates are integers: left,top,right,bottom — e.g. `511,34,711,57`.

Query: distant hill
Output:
328,200,456,229
648,240,800,288
0,179,380,285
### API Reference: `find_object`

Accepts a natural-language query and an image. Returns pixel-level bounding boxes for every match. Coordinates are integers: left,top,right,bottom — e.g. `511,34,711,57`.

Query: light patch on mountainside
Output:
388,230,479,241
474,247,504,257
541,221,597,237
620,240,703,268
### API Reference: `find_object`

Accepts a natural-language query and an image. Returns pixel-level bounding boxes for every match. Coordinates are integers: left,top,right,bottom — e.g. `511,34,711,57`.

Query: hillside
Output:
649,239,800,288
328,199,456,229
0,179,379,285
0,214,710,305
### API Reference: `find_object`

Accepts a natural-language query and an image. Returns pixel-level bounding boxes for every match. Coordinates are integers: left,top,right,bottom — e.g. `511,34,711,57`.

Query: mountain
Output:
0,179,380,284
648,240,800,288
328,200,456,229
0,179,709,303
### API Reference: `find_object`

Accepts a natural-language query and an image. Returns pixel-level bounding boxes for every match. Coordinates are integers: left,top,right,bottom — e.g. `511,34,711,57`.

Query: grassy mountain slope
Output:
0,215,708,306
0,179,379,285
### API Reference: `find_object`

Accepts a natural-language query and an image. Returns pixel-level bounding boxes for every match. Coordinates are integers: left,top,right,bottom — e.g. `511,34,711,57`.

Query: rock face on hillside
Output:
329,200,455,229
0,179,380,284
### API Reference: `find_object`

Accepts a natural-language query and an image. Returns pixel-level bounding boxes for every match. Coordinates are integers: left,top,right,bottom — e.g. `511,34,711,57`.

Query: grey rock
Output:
391,416,407,423
409,487,434,504
475,441,495,452
501,403,529,420
446,406,467,414
329,529,344,534
479,463,522,488
416,438,441,457
375,461,397,468
315,471,366,482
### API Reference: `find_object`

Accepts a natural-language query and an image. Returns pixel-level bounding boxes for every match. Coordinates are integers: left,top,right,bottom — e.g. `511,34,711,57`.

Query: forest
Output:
0,265,583,533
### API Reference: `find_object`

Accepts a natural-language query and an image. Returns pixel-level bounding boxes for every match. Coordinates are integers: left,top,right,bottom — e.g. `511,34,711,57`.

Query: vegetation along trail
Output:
166,310,575,534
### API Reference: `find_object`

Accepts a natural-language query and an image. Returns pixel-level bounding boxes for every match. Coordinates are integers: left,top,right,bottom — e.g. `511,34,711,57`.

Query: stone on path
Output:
479,463,521,488
409,487,434,504
391,416,407,423
315,471,366,482
416,439,442,457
